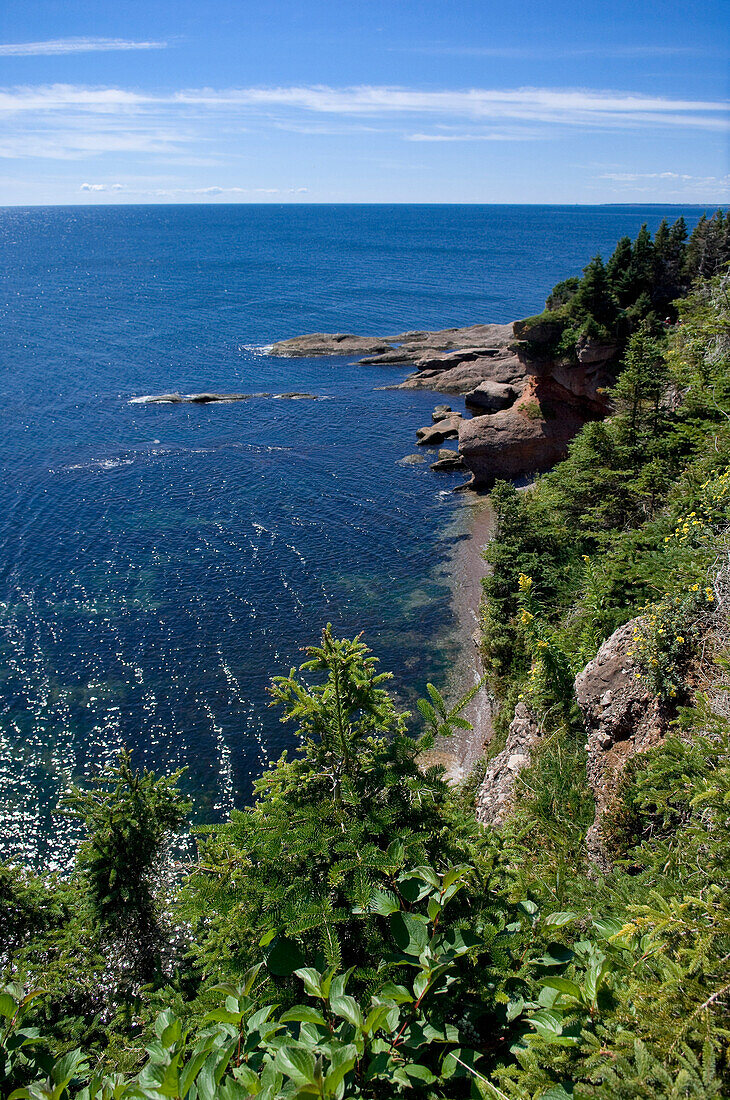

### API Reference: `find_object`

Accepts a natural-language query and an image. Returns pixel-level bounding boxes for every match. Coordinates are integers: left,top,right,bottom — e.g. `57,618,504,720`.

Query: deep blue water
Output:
0,204,710,866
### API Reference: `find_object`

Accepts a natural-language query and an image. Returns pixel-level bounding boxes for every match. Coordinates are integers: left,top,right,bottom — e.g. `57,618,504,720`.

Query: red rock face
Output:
457,367,609,487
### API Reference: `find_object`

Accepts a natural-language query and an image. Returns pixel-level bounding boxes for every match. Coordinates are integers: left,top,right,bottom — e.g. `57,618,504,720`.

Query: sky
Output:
0,0,728,205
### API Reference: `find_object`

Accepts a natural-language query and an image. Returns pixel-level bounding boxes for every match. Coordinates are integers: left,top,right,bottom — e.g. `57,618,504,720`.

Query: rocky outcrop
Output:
268,334,393,358
430,449,465,472
269,323,514,364
574,619,669,870
475,704,541,827
458,386,590,484
432,404,453,423
268,318,617,488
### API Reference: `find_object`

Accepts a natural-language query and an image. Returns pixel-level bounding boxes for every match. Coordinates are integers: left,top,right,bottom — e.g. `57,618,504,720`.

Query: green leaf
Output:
404,1063,437,1084
592,917,625,939
441,865,471,890
390,912,430,956
295,968,325,999
275,1046,317,1086
329,994,363,1029
279,1006,327,1026
541,977,583,1002
544,911,579,927
535,944,574,969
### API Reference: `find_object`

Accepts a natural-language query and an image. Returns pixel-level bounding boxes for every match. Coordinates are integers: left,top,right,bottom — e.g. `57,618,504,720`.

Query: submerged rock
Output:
398,453,427,465
131,392,318,405
431,404,453,422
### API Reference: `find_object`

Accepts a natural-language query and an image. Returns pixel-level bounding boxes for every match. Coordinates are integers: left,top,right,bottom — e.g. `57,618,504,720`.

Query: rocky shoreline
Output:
269,320,615,488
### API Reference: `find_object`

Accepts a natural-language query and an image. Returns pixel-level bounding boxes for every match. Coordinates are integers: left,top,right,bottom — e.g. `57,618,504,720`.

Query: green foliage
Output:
64,751,190,981
516,213,726,369
182,627,497,987
2,866,515,1100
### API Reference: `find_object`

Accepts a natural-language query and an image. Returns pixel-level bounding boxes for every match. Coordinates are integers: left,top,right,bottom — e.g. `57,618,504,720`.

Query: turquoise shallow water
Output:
0,203,709,866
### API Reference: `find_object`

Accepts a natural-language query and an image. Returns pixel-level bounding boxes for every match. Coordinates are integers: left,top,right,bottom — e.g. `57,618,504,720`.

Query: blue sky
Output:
0,0,727,204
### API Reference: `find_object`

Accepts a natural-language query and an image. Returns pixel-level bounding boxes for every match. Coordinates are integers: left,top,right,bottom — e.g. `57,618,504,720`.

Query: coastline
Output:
425,492,495,783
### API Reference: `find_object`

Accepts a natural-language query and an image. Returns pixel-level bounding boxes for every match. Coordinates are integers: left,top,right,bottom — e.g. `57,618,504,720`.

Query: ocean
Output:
0,203,710,867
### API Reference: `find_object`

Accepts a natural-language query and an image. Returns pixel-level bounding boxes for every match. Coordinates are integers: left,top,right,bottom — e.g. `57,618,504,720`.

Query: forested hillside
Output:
2,216,729,1099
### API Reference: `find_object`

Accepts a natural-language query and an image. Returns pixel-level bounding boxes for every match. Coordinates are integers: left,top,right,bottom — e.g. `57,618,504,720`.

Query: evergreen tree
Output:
183,628,489,983
571,255,618,332
64,751,190,981
653,216,689,314
606,235,634,307
627,223,656,303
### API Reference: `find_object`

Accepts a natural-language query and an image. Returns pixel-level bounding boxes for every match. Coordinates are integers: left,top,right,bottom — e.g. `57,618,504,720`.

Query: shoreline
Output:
425,492,495,783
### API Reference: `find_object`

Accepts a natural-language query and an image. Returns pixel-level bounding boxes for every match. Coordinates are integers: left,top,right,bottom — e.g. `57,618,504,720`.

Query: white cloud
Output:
594,169,730,198
0,83,725,132
167,85,729,131
406,130,542,142
84,184,310,197
0,38,167,56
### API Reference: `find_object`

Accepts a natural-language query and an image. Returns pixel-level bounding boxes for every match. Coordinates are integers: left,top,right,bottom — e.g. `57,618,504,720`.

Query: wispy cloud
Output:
406,130,544,142
593,169,730,198
166,85,729,131
0,82,725,137
0,37,167,56
0,81,726,175
77,183,309,197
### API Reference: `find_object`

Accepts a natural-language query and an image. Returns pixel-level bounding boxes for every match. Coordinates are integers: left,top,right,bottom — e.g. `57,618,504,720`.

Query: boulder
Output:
432,404,453,422
576,338,619,367
398,453,427,465
475,704,541,827
574,618,669,870
430,449,465,472
512,316,563,347
465,381,517,414
416,414,463,446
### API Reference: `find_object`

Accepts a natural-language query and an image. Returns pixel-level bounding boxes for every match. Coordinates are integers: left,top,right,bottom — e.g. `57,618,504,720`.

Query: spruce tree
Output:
64,751,190,981
627,223,656,303
606,235,634,307
572,255,618,332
